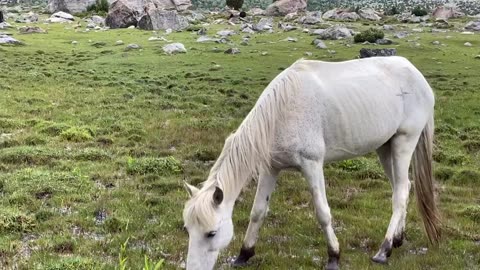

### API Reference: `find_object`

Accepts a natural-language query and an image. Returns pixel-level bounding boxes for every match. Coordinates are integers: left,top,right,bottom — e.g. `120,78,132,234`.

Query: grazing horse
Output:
183,56,440,270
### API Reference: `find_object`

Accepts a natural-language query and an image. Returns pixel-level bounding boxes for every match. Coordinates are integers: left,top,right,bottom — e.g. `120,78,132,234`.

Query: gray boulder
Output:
163,42,186,54
359,48,397,58
16,12,39,23
323,8,360,21
0,34,23,45
47,0,110,14
105,0,139,28
253,17,273,31
298,11,322,24
47,11,75,23
265,0,306,16
358,8,381,21
465,20,480,31
138,10,189,31
316,25,353,40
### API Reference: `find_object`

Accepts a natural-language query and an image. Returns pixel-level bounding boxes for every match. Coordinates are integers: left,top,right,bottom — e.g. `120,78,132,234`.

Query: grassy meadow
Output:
0,15,479,270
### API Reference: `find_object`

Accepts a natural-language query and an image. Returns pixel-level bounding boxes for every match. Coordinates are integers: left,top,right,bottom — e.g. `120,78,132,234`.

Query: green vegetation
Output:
412,5,429,16
353,28,385,43
86,0,110,15
0,14,479,270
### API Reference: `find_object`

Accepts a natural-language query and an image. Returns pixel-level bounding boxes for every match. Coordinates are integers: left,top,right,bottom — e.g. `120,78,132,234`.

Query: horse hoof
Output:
326,261,339,270
371,253,388,265
231,246,255,267
231,259,248,268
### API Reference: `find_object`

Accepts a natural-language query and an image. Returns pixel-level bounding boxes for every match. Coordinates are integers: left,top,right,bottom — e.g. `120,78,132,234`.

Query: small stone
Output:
313,39,327,49
165,28,173,35
115,40,124,45
475,55,480,59
328,50,336,54
286,37,298,42
125,44,141,51
261,51,268,56
225,47,240,54
163,43,187,54
464,42,472,47
128,25,135,29
376,38,393,45
432,40,440,45
303,28,310,33
210,64,222,71
304,52,312,56
72,40,78,45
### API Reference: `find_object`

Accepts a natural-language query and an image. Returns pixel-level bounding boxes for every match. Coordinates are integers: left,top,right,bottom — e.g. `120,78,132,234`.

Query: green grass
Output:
1,15,480,269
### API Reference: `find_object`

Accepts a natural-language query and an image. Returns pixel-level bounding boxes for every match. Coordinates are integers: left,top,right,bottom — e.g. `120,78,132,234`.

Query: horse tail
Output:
412,115,441,244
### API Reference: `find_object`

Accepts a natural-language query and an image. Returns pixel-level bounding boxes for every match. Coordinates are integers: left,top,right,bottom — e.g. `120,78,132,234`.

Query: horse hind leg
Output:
301,158,340,270
372,133,420,264
232,169,278,267
376,142,410,249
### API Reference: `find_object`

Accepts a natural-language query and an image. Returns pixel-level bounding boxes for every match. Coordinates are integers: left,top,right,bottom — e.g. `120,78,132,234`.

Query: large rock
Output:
358,8,381,21
432,6,464,20
253,17,273,31
0,34,23,45
105,0,191,29
46,11,75,23
298,11,323,24
465,20,480,31
138,10,188,31
265,0,306,16
105,0,139,28
323,8,360,21
316,25,353,40
360,48,397,58
15,12,39,23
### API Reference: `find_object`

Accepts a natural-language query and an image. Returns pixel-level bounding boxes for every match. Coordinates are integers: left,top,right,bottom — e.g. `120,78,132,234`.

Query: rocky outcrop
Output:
432,5,464,19
465,19,480,31
137,9,188,30
265,0,306,16
46,11,75,23
358,8,381,21
323,8,360,21
360,48,397,58
314,25,353,40
105,0,192,29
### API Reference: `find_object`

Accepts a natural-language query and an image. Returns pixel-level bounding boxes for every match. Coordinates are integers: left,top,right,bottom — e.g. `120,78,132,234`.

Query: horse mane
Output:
183,61,303,229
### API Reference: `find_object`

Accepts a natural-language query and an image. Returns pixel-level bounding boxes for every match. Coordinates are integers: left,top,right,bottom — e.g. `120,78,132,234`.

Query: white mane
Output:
183,63,302,229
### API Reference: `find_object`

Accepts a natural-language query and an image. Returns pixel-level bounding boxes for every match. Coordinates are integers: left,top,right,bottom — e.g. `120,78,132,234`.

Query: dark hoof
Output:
371,253,388,264
326,261,339,270
232,246,255,267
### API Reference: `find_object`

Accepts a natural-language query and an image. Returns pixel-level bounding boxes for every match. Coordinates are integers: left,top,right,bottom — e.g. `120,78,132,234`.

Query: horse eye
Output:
206,231,217,238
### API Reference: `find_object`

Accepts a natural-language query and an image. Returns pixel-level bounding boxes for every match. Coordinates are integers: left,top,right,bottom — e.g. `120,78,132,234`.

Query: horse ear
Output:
184,182,199,197
213,186,224,205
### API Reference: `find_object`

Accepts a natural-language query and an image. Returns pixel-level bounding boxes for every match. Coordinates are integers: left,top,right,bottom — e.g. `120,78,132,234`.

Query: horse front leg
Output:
302,159,340,270
233,169,278,267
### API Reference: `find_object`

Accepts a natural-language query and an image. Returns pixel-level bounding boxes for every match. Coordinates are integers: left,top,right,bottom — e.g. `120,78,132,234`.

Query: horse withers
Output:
183,56,440,270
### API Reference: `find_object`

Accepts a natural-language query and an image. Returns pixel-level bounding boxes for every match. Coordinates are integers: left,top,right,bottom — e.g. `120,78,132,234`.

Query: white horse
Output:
183,56,440,270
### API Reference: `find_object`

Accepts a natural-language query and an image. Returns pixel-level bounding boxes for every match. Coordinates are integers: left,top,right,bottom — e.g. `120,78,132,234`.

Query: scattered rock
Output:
16,12,39,23
383,24,394,31
358,8,381,21
86,22,96,29
254,17,273,31
323,8,360,21
465,20,480,31
265,0,307,16
312,38,327,49
19,26,45,34
125,43,141,50
464,42,472,47
474,55,480,59
0,34,23,45
47,11,74,23
304,51,312,56
217,29,235,37
115,40,124,45
148,36,169,41
285,36,297,42
359,48,397,58
316,25,353,40
279,22,297,31
298,11,323,24
224,47,240,54
72,40,78,45
376,38,393,45
0,22,12,29
163,42,186,54
248,8,265,16
196,36,221,43
432,5,464,20
432,40,440,45
91,41,106,48
393,31,409,39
